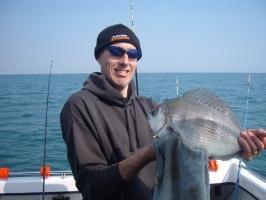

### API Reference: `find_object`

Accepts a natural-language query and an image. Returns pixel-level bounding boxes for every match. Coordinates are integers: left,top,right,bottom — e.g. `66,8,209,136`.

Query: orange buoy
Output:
40,165,51,178
0,167,10,179
208,159,218,171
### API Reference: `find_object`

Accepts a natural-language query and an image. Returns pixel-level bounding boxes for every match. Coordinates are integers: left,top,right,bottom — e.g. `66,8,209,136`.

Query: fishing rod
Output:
42,60,53,200
176,77,179,96
129,0,139,95
233,73,251,200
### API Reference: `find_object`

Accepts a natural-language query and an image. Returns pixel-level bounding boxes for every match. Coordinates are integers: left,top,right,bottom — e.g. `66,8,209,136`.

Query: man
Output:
60,24,266,200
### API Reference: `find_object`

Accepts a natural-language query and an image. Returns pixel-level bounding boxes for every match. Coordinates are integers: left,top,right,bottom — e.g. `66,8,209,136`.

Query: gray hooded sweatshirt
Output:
60,72,156,200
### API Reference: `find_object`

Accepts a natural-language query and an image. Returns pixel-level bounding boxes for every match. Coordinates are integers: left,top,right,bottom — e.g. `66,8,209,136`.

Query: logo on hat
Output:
111,34,130,42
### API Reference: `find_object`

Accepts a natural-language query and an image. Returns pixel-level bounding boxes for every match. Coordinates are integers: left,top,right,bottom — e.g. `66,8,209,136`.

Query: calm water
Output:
0,73,265,178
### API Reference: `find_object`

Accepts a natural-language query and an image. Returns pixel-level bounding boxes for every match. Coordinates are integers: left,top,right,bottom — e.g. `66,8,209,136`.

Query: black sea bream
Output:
149,88,242,159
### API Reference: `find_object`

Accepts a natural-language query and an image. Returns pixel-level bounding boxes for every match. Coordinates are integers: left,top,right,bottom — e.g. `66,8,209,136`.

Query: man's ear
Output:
96,56,104,73
96,52,104,65
97,56,104,67
96,58,100,65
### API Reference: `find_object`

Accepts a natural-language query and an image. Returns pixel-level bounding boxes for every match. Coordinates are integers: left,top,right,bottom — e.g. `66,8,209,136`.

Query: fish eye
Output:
151,109,158,116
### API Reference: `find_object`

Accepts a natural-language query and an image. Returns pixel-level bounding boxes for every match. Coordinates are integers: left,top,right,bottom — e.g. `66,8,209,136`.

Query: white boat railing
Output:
5,170,73,177
0,159,265,200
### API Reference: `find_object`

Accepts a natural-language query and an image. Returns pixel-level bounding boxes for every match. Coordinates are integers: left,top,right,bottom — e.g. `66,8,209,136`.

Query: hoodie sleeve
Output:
60,95,126,199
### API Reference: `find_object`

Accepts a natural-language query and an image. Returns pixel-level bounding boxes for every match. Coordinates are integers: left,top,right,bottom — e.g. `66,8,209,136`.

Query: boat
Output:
0,158,265,200
208,159,265,200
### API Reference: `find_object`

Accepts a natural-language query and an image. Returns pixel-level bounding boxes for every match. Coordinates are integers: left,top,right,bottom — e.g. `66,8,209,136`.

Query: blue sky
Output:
0,0,265,73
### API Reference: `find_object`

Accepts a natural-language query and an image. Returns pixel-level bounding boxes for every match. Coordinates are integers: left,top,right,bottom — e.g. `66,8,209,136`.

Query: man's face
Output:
97,42,138,92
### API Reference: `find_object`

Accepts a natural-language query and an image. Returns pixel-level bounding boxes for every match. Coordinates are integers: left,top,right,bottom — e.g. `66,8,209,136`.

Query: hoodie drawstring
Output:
124,101,137,152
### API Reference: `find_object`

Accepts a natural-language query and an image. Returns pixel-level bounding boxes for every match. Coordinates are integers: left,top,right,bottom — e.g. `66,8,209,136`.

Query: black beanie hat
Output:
94,23,142,60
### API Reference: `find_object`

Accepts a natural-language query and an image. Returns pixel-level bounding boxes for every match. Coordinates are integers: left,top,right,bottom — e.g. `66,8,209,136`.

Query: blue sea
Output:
0,73,265,178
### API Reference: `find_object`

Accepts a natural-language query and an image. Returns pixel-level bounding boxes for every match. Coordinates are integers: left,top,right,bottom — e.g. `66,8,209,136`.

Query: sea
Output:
0,73,265,178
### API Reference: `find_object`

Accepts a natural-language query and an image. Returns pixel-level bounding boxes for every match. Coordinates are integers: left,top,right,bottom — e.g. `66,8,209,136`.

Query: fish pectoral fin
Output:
167,126,182,137
167,126,175,133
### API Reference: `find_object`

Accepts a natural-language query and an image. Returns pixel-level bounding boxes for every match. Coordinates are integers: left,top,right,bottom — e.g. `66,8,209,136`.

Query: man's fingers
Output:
238,129,266,160
263,137,266,148
248,129,266,138
247,129,266,149
240,131,258,155
238,136,252,160
248,130,264,152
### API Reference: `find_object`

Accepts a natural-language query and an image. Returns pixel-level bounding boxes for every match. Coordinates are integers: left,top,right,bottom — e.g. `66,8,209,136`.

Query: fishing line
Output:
233,73,251,200
42,60,53,200
129,0,139,95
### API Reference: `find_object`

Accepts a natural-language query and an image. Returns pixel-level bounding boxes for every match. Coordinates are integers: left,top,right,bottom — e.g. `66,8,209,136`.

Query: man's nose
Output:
119,53,129,66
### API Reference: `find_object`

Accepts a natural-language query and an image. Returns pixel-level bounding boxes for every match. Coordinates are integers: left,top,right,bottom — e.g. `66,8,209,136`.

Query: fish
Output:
149,88,242,159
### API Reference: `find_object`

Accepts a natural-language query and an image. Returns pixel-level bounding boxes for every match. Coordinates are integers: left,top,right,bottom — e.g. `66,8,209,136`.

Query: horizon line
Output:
0,72,265,75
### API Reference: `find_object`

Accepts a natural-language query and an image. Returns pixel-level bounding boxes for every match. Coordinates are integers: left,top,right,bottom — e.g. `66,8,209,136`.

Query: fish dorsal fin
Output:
182,88,239,123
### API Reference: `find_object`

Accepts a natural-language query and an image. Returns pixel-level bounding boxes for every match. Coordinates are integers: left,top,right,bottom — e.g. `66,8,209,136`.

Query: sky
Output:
0,0,265,74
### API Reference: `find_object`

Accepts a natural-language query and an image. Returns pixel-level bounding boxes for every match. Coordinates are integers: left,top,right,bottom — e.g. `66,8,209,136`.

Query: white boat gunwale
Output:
0,159,265,200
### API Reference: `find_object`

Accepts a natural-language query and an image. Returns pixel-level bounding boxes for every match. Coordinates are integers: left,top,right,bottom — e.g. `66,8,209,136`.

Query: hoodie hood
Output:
82,72,136,107
82,72,139,152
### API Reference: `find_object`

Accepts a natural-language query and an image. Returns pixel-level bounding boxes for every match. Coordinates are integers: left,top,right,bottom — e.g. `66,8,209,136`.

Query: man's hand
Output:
118,143,156,182
238,129,266,160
